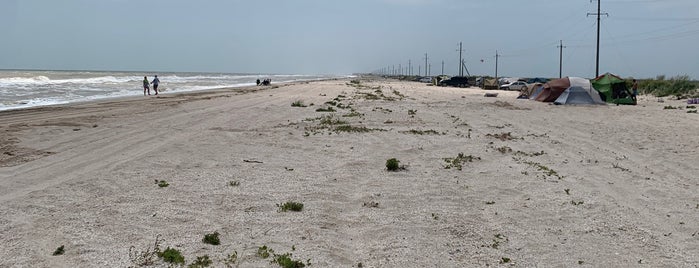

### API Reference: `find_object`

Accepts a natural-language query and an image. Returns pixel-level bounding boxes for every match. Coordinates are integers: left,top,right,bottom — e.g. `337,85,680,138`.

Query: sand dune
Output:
1,78,697,267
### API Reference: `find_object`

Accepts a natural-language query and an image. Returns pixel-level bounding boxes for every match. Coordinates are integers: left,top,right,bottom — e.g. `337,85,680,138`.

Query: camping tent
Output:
554,86,605,105
591,73,635,105
533,77,598,103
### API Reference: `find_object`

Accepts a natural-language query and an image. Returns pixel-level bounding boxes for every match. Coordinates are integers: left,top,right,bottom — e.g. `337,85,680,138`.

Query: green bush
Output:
386,158,400,171
278,202,304,212
158,247,185,264
202,232,220,245
639,75,699,98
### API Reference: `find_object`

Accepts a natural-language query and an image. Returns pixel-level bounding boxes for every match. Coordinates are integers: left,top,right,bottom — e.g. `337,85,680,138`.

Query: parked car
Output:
439,76,470,87
418,76,433,83
500,81,528,91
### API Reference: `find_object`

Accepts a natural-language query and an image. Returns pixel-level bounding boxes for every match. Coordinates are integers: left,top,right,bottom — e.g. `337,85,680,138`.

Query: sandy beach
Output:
1,78,697,267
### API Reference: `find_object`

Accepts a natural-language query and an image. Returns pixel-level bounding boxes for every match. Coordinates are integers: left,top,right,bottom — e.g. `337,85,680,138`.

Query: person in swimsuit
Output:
151,75,160,95
143,76,150,95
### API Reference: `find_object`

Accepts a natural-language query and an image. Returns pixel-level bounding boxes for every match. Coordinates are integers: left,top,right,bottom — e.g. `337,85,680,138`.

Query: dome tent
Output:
591,73,635,105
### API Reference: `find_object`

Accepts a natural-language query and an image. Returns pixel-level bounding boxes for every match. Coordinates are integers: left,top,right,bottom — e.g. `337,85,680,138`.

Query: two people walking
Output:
143,75,160,96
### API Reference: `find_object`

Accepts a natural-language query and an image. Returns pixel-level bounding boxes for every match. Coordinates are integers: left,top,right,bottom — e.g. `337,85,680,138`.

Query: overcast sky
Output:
1,0,698,79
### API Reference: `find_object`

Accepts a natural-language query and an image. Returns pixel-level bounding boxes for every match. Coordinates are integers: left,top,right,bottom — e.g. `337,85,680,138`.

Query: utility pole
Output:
557,40,566,78
588,0,608,78
399,64,402,76
495,50,500,90
424,53,429,76
408,60,411,76
441,61,444,75
429,64,431,76
457,42,464,76
419,65,421,77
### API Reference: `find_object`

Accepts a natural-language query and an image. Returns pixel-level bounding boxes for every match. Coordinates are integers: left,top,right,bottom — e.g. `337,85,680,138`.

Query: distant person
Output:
256,79,260,86
143,76,150,95
151,75,160,95
632,79,638,103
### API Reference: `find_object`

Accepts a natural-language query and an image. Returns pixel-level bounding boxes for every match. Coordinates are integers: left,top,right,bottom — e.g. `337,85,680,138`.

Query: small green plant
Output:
386,158,400,171
52,245,65,256
688,110,697,113
319,115,347,125
663,105,678,110
501,257,511,263
273,252,308,268
188,255,213,268
402,129,441,135
223,251,238,267
486,132,517,141
229,181,240,187
257,245,274,259
564,189,570,195
129,235,163,266
156,180,169,187
496,146,513,154
443,153,481,170
485,201,495,205
431,213,439,220
159,247,185,265
571,200,584,206
291,100,307,107
315,107,336,112
278,201,304,212
408,109,417,115
202,232,221,245
334,125,381,133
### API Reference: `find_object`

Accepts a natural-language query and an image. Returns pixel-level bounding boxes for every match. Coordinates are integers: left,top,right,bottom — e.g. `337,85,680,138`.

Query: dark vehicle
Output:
439,76,470,87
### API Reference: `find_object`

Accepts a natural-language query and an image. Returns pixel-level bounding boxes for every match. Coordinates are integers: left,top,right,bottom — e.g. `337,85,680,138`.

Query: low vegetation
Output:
202,232,221,246
639,75,699,98
52,245,65,256
278,201,304,212
386,158,403,171
291,100,307,107
188,255,213,268
159,247,185,265
443,153,481,171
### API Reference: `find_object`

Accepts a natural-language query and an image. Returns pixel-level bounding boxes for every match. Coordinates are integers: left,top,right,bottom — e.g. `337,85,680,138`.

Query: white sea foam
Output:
0,70,347,111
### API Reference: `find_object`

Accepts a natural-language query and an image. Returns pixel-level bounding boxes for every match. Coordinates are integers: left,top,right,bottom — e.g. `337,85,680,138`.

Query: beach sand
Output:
1,78,697,267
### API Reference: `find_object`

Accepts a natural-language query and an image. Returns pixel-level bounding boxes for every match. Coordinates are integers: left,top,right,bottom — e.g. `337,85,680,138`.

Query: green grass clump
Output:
156,180,169,187
158,247,185,265
291,100,307,107
402,129,441,135
278,201,304,212
257,245,274,259
52,245,65,256
202,232,221,245
319,115,347,125
188,255,213,268
315,107,336,112
386,158,402,171
273,253,308,268
443,153,481,170
334,125,376,133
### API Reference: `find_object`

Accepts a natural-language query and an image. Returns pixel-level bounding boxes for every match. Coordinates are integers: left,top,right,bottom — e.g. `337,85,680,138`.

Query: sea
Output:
0,70,348,111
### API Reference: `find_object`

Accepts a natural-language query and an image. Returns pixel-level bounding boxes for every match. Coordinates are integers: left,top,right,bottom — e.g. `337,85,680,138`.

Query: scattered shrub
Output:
52,245,65,256
278,202,304,212
188,255,213,268
159,247,185,265
386,158,400,171
202,232,220,245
